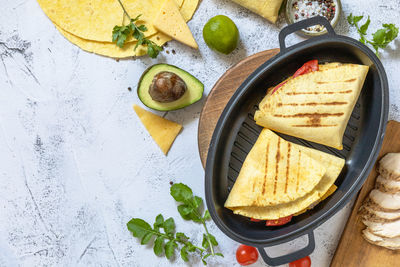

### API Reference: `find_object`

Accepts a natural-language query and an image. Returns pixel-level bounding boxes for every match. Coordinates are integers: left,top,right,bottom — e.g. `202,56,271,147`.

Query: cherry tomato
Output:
236,245,259,266
293,60,319,78
265,215,293,226
289,256,311,267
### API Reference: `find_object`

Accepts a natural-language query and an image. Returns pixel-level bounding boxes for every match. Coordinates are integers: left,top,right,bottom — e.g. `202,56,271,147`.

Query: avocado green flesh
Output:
138,64,204,111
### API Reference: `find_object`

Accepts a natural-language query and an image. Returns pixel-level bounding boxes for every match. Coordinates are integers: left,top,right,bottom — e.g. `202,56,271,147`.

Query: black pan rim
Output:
204,33,389,246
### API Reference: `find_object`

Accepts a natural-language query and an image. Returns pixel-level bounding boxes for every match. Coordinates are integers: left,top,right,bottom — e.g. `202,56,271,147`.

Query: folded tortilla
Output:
230,0,284,23
254,63,369,150
225,129,327,208
229,144,345,220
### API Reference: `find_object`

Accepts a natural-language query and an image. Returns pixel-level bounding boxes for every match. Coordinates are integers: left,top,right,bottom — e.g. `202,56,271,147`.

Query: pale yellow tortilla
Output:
37,0,184,42
229,143,345,220
224,129,326,207
255,63,369,150
57,26,171,58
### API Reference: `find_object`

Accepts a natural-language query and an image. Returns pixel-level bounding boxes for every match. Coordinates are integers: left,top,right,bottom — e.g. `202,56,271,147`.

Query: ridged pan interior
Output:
205,37,388,245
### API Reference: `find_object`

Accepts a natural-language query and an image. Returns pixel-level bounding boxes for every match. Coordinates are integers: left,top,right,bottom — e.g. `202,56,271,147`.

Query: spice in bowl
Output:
286,0,341,36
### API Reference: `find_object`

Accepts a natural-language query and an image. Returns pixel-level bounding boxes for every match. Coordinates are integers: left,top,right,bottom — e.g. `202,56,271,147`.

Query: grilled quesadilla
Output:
225,129,333,213
254,61,369,150
225,131,345,220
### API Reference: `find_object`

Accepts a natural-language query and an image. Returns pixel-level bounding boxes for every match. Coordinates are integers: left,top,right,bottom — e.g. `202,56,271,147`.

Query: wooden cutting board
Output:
331,120,400,267
198,48,280,167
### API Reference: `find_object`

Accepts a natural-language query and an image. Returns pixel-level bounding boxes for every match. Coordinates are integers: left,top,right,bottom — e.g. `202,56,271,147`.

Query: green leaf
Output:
180,246,189,262
127,218,152,239
177,204,193,220
353,15,363,24
215,252,224,257
186,242,196,252
154,236,164,256
154,214,164,227
141,232,153,245
132,14,142,22
347,14,353,25
138,24,147,32
193,196,203,208
165,240,177,259
170,183,193,202
373,29,387,45
359,16,370,35
163,218,175,236
202,234,209,249
208,234,218,246
383,23,399,42
176,232,189,241
203,210,211,221
202,258,207,265
203,253,212,261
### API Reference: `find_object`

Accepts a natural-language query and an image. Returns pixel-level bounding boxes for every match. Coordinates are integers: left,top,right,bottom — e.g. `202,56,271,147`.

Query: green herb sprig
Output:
347,13,398,57
112,0,162,58
126,183,223,265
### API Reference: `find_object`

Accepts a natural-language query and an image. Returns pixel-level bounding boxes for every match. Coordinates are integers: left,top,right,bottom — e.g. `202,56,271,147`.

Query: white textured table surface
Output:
1,0,399,266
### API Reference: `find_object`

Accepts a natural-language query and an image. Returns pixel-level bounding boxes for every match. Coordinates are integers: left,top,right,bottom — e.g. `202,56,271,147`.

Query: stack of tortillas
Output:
37,0,199,58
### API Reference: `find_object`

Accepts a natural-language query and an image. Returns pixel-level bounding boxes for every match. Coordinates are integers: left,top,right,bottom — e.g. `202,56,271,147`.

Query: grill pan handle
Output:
279,16,336,52
257,230,315,266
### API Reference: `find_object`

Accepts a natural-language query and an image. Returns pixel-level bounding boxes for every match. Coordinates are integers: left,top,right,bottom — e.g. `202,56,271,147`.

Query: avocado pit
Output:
149,71,187,103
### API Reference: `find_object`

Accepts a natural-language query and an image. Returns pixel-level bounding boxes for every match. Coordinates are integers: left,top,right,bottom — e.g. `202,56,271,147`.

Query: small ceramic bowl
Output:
285,0,342,36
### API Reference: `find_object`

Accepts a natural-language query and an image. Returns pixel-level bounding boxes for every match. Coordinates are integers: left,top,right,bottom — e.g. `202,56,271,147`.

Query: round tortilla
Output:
57,26,171,58
54,0,199,58
37,0,184,42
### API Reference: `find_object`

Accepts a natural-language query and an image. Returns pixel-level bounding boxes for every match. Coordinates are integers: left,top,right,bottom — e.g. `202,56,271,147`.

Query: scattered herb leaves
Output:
112,0,162,58
126,183,223,265
347,13,398,57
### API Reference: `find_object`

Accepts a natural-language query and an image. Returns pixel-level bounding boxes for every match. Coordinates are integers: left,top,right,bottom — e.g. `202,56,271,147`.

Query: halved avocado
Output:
138,64,204,111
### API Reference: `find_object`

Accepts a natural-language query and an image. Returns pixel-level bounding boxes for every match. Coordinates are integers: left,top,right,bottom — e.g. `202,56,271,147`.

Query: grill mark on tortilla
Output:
277,102,347,107
292,124,338,127
285,143,291,194
261,143,270,195
273,112,344,118
273,138,281,195
296,151,301,193
316,78,356,84
286,90,353,95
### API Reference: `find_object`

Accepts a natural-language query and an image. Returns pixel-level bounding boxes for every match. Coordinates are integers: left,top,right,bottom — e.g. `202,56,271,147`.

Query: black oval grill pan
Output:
205,17,388,266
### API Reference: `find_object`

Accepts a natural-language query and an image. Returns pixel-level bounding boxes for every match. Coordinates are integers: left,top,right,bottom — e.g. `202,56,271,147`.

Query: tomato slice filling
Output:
250,215,293,226
271,59,319,95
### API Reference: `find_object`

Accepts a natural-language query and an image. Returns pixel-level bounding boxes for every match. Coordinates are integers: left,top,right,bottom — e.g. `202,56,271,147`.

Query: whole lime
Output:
203,15,239,54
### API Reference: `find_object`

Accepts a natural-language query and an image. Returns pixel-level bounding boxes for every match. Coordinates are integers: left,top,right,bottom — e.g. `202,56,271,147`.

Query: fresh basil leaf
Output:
193,196,203,208
176,232,189,241
141,232,153,245
180,246,189,262
203,210,211,221
359,16,370,35
163,218,175,236
177,204,193,219
170,183,193,202
383,23,399,42
138,24,147,32
215,253,224,257
155,214,164,227
165,240,177,259
373,29,387,46
202,234,209,249
127,218,152,239
353,15,363,24
154,236,164,256
208,234,218,246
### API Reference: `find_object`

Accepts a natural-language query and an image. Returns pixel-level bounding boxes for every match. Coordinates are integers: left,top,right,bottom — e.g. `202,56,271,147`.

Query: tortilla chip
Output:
224,129,326,208
133,105,182,155
254,63,369,150
230,0,284,23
